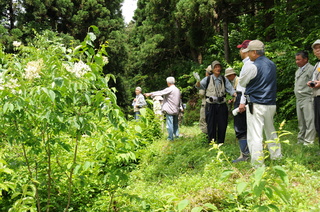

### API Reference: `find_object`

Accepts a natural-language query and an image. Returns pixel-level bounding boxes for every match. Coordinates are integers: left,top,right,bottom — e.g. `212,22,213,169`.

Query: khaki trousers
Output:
246,103,282,167
296,97,316,144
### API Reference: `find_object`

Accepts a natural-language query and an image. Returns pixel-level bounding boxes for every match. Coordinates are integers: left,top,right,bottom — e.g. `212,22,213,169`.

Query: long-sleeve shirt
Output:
312,62,320,97
151,85,181,115
294,62,314,99
132,93,147,112
239,62,257,88
237,57,253,104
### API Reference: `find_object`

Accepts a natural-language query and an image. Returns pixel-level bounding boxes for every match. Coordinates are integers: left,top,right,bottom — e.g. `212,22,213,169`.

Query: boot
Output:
232,139,250,163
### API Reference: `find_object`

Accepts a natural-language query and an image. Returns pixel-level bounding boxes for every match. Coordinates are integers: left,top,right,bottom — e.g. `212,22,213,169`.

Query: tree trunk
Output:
222,20,230,63
8,0,14,29
263,0,274,41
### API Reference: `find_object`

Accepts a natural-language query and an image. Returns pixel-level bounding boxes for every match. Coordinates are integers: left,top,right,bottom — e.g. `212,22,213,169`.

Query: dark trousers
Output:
206,103,228,143
234,94,247,139
314,97,320,138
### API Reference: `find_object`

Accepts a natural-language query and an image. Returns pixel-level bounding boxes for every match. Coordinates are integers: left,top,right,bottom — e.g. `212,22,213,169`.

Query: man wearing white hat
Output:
308,39,320,144
239,40,282,167
198,60,236,143
225,68,238,89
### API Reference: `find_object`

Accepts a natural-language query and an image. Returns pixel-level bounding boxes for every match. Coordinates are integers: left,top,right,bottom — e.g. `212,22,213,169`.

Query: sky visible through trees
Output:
122,0,137,23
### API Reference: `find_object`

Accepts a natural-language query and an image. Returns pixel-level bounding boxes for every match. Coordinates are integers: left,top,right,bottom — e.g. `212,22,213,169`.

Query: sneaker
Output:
232,156,249,163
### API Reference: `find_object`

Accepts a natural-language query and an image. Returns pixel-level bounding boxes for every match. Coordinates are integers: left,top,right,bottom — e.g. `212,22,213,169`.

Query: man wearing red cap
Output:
230,40,252,163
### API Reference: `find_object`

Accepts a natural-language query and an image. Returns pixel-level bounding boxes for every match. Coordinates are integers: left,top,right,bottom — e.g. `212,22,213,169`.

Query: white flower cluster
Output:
0,73,20,93
13,41,22,47
102,56,109,65
24,59,43,80
64,60,91,78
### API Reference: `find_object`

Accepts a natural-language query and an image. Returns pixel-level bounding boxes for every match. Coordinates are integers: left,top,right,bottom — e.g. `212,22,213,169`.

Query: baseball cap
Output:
242,40,264,53
312,39,320,49
237,40,251,49
225,68,236,77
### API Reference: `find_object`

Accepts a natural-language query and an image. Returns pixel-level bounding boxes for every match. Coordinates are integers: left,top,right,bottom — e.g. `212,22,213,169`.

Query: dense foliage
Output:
0,29,161,211
1,1,320,211
2,0,320,119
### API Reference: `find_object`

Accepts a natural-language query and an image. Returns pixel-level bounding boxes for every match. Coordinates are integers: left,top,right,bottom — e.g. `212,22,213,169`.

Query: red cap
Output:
237,40,251,49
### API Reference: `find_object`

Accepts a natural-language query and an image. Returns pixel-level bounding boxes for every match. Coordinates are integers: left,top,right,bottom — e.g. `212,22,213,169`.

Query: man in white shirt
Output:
229,40,252,163
239,40,282,167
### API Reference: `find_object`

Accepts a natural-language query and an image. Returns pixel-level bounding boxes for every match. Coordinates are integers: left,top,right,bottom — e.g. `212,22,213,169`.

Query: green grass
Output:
111,122,320,211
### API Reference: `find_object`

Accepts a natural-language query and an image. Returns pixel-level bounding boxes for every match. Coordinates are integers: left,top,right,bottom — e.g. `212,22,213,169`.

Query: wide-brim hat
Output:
225,68,236,77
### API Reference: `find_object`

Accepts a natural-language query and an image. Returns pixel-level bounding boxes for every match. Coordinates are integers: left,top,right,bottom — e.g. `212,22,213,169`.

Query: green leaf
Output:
204,203,218,210
135,125,142,133
253,166,265,186
90,25,100,35
236,182,248,195
83,161,91,171
74,164,81,174
268,204,280,212
220,170,234,181
191,207,203,212
54,77,64,87
265,186,273,199
3,102,14,113
273,166,289,185
178,199,189,211
252,205,269,211
42,88,56,102
85,93,91,105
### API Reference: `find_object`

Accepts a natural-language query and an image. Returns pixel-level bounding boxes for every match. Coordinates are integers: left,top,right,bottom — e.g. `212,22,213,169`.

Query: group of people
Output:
196,39,281,167
133,77,182,141
133,39,320,167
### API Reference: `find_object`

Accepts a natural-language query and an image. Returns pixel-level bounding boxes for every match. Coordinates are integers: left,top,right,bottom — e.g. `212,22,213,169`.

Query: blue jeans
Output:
134,111,140,120
166,114,179,140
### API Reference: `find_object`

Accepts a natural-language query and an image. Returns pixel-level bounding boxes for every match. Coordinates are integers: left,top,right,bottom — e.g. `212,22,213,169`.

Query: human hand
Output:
239,103,246,113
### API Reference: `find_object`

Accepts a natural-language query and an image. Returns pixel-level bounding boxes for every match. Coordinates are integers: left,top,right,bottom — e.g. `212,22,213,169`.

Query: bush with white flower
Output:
0,27,152,211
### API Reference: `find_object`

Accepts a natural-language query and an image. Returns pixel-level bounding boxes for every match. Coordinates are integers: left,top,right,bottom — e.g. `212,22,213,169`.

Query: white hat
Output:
312,39,320,49
225,68,236,77
242,40,264,53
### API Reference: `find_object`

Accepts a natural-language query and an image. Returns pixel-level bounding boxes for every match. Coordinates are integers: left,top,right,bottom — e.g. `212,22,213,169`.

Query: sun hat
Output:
225,68,236,77
312,39,320,49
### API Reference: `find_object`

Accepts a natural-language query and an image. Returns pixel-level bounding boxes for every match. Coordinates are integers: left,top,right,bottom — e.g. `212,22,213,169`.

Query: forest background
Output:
1,0,320,211
2,0,320,121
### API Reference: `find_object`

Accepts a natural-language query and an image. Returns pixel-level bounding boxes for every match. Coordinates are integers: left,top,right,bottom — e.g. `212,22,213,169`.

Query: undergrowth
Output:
90,121,320,211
